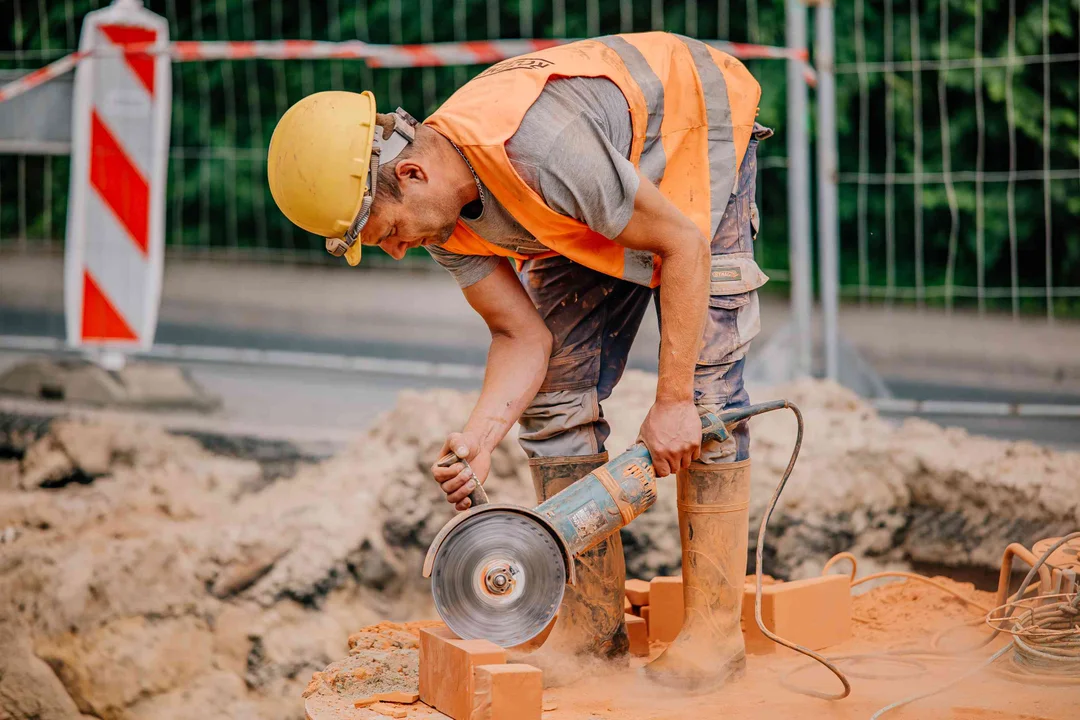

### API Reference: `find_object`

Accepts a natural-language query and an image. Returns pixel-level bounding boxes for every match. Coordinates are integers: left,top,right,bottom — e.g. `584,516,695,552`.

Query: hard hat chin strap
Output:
326,108,418,257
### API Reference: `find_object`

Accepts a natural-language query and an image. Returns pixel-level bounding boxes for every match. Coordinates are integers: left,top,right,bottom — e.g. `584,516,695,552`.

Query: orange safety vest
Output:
425,32,761,288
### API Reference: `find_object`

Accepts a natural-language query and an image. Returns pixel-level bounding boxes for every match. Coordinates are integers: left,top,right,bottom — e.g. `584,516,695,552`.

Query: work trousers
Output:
517,125,772,464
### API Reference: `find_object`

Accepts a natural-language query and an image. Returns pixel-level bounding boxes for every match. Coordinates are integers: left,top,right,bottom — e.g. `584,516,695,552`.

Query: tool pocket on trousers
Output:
698,256,766,366
709,292,750,311
539,348,601,393
698,292,758,366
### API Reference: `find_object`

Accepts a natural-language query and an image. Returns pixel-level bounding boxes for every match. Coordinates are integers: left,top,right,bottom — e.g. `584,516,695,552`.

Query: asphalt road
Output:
4,252,1080,449
2,338,1078,451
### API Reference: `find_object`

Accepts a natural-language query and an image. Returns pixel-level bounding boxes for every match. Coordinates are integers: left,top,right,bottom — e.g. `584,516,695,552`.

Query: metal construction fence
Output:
835,0,1080,321
0,0,797,274
1,0,1079,390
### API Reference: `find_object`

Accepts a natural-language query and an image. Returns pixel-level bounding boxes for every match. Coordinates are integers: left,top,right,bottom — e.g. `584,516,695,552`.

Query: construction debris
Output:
0,375,1078,719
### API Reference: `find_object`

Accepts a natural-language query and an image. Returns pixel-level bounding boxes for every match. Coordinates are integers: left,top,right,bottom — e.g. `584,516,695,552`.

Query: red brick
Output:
624,614,649,657
374,691,420,704
624,596,632,613
648,576,684,642
624,578,651,606
472,664,543,720
639,605,650,631
419,626,507,720
741,574,851,654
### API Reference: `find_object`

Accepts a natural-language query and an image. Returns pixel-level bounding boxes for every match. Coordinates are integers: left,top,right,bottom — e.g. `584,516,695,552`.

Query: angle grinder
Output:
423,400,792,647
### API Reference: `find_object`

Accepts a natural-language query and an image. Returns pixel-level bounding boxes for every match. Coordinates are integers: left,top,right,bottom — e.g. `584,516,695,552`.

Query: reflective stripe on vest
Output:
426,32,761,288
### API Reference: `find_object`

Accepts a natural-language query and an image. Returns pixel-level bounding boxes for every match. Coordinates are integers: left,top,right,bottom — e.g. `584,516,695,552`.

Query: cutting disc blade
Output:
431,510,565,648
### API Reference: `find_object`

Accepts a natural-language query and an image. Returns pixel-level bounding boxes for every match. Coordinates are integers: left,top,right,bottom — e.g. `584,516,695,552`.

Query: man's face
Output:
359,158,460,260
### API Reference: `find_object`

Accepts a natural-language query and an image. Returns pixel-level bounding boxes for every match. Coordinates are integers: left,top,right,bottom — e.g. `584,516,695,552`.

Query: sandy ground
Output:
309,579,1077,720
1,375,1077,720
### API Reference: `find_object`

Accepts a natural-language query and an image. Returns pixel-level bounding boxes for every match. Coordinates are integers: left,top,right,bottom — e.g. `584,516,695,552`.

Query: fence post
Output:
815,0,840,381
785,0,813,378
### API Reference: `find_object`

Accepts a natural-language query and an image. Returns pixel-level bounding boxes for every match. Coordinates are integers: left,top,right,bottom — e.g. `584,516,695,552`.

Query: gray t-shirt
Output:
426,77,639,288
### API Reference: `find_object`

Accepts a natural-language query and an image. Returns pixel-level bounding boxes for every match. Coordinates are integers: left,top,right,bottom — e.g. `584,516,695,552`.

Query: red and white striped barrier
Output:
64,0,170,352
0,38,811,105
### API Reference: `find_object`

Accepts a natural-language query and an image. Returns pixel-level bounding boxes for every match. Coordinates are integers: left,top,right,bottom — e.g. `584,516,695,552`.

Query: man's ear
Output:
395,159,427,186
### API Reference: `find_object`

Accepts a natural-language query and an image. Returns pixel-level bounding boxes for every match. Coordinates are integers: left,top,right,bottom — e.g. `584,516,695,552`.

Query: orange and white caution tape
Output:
0,49,88,104
171,38,568,66
0,38,813,105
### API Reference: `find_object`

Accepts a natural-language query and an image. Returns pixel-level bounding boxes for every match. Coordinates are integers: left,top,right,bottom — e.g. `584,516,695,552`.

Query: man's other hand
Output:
638,400,701,478
430,431,492,511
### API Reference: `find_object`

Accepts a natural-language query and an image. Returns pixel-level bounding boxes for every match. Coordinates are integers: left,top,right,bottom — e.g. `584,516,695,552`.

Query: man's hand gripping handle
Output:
435,451,489,509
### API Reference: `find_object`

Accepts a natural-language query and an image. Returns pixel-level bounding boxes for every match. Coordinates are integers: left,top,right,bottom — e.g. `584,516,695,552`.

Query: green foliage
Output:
2,1,1078,313
831,0,1080,313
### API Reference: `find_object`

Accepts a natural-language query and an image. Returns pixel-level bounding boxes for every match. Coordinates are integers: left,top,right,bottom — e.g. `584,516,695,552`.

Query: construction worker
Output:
267,32,769,692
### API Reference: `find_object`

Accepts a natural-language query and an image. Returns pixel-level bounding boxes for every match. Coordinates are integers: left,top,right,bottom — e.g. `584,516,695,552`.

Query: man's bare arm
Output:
431,260,552,509
613,170,711,476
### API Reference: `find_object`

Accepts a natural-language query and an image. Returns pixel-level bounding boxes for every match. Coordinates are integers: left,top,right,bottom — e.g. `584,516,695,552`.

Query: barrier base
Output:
0,356,220,412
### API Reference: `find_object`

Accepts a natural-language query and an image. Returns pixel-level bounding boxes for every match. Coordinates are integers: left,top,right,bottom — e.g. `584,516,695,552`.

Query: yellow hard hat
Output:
267,91,415,266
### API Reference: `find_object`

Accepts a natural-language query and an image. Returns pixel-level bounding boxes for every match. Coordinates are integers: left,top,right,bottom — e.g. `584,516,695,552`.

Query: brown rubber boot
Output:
644,459,751,692
518,453,629,683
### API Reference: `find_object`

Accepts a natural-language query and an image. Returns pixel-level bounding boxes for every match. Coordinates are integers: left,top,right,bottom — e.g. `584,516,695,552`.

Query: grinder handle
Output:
700,410,731,445
435,451,489,509
700,401,791,445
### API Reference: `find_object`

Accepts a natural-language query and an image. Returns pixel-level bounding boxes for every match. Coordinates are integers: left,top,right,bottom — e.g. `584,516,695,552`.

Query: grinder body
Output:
423,409,738,647
535,410,732,556
535,444,659,557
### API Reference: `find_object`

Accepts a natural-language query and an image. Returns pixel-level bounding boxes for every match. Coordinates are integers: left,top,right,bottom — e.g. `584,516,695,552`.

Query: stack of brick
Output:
411,573,852,720
623,573,851,656
646,577,684,643
419,625,544,720
622,576,685,647
741,574,851,654
622,579,651,656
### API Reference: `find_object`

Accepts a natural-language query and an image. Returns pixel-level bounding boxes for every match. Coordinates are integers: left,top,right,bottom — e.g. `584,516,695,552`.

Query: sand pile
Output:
301,621,441,720
1,374,1077,720
0,391,530,720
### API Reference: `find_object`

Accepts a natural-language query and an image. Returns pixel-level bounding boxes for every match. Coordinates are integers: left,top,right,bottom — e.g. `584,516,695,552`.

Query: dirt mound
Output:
0,394,530,720
301,621,441,719
850,574,993,644
1,376,1077,719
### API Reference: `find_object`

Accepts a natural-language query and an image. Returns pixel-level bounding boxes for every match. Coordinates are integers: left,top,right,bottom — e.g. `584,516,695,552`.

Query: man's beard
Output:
433,220,457,245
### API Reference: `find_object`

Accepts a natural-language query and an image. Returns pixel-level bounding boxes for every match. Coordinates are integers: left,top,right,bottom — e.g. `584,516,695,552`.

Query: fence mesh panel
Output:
1,0,792,278
836,0,1080,320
